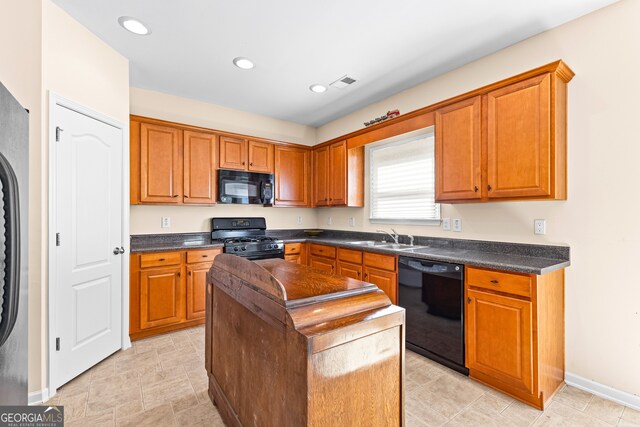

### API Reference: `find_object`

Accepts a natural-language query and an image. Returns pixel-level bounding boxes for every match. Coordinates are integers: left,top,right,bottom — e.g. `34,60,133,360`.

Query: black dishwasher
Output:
398,257,468,374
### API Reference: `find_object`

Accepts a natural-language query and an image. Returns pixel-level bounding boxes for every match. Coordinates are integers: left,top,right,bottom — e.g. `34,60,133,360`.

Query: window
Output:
369,129,439,223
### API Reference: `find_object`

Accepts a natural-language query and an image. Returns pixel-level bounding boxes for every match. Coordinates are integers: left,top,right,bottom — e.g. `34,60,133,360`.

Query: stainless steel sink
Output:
346,241,427,251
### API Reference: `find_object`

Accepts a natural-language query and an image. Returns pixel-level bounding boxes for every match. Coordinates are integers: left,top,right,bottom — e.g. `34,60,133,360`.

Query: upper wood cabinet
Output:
435,96,482,201
138,122,183,203
131,118,217,205
183,131,217,204
248,140,274,173
219,137,275,173
486,73,554,199
435,62,573,203
219,136,248,170
312,140,364,207
274,146,310,207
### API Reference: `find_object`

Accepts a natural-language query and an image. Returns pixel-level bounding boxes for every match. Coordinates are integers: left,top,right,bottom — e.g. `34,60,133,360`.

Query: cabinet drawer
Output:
466,267,532,298
285,243,302,255
140,251,182,269
363,252,396,272
337,248,363,264
186,248,221,264
309,244,336,259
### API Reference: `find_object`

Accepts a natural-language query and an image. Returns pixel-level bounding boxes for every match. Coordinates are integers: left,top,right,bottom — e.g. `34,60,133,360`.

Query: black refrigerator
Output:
0,82,29,405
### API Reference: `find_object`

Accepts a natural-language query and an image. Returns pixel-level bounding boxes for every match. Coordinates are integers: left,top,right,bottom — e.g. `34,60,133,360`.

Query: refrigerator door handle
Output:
0,152,20,348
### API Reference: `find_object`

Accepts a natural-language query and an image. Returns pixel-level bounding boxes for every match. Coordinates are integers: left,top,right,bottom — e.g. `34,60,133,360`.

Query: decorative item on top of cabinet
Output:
274,146,311,207
219,137,275,173
465,265,565,409
130,248,222,340
312,140,364,207
435,61,573,203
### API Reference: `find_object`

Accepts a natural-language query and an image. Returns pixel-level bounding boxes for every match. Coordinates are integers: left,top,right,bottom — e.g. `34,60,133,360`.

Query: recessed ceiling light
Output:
118,16,151,35
233,57,255,70
309,84,327,93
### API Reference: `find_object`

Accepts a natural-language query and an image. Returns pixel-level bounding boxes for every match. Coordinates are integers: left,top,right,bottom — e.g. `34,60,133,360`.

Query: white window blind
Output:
369,131,439,222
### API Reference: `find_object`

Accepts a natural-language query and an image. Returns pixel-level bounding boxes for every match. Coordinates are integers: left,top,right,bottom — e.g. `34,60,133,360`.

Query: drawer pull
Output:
202,255,208,258
490,280,499,284
159,258,166,261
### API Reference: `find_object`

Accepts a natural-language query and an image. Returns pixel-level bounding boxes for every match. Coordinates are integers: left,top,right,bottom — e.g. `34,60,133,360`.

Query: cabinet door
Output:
139,266,184,329
435,96,482,202
186,263,212,320
274,146,310,207
309,256,336,274
140,123,182,203
248,140,274,173
486,73,551,199
312,146,329,207
466,288,534,394
184,131,217,204
329,140,348,205
337,261,363,281
219,136,248,170
363,267,397,304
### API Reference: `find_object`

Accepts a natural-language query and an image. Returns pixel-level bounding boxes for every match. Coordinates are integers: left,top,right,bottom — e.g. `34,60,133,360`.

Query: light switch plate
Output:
327,216,333,225
534,219,546,235
348,217,356,227
161,217,171,228
442,218,451,231
452,218,462,232
297,216,303,225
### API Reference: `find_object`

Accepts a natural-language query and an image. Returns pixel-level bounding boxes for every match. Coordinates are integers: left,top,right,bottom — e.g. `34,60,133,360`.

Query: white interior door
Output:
52,104,123,389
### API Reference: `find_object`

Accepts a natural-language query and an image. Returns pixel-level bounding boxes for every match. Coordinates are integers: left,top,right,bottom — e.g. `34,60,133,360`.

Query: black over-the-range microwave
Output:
218,169,274,205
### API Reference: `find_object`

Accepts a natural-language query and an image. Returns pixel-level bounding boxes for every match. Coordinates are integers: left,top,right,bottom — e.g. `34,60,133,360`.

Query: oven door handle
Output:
0,152,21,349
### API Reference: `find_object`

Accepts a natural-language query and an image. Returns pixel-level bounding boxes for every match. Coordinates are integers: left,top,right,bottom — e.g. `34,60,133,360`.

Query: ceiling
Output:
52,0,617,127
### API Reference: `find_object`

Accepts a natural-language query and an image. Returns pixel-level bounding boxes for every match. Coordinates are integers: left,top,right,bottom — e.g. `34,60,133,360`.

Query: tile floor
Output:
43,326,640,426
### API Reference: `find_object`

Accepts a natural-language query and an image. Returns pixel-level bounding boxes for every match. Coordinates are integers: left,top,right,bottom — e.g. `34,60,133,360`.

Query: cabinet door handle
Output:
242,161,246,165
487,185,492,191
474,186,478,192
188,271,192,276
329,198,332,201
490,279,499,284
249,162,253,166
364,273,368,279
177,272,181,277
184,195,189,198
173,194,179,198
357,271,361,277
467,297,472,304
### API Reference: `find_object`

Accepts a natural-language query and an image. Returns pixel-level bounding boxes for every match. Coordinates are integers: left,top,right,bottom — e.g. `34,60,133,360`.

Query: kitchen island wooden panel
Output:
206,255,405,426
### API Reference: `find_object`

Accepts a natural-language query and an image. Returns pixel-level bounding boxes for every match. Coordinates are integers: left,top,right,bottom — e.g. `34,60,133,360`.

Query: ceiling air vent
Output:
330,75,357,89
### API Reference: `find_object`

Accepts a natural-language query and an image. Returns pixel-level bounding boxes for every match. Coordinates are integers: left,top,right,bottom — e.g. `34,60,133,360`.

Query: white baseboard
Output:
565,372,640,411
28,388,50,405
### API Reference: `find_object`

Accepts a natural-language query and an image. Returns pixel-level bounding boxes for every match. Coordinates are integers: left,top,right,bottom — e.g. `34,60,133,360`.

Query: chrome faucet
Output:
376,229,400,244
408,235,414,246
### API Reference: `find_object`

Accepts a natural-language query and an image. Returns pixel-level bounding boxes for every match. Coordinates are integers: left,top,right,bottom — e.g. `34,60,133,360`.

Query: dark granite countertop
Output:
130,230,570,275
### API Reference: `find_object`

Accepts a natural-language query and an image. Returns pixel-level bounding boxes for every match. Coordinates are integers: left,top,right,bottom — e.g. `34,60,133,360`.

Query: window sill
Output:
369,218,441,226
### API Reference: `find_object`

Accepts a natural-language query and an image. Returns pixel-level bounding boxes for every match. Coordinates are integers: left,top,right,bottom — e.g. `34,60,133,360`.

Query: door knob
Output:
113,247,121,255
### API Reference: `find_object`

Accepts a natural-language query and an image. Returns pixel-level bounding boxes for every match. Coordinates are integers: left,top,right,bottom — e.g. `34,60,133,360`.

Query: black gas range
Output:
211,217,284,260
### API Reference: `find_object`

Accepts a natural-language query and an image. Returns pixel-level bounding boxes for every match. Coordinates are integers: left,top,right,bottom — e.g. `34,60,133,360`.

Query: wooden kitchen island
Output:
205,254,406,427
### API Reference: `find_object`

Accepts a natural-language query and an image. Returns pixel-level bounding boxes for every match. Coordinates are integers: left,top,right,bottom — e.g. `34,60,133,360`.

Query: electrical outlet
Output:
452,218,462,232
534,219,546,235
327,216,333,225
297,216,303,225
348,217,356,227
161,217,171,228
442,218,451,231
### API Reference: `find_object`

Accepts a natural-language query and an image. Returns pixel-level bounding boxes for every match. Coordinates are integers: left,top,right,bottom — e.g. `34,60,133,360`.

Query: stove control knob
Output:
233,247,239,252
241,246,247,251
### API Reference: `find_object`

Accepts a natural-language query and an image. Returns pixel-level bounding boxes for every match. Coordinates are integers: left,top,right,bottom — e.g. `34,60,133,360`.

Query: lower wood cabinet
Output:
465,266,564,409
304,243,398,303
284,242,307,265
130,248,222,340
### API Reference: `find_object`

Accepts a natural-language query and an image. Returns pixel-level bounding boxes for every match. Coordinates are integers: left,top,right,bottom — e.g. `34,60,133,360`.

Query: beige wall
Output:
0,0,129,393
129,88,319,234
317,0,640,396
0,0,43,398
